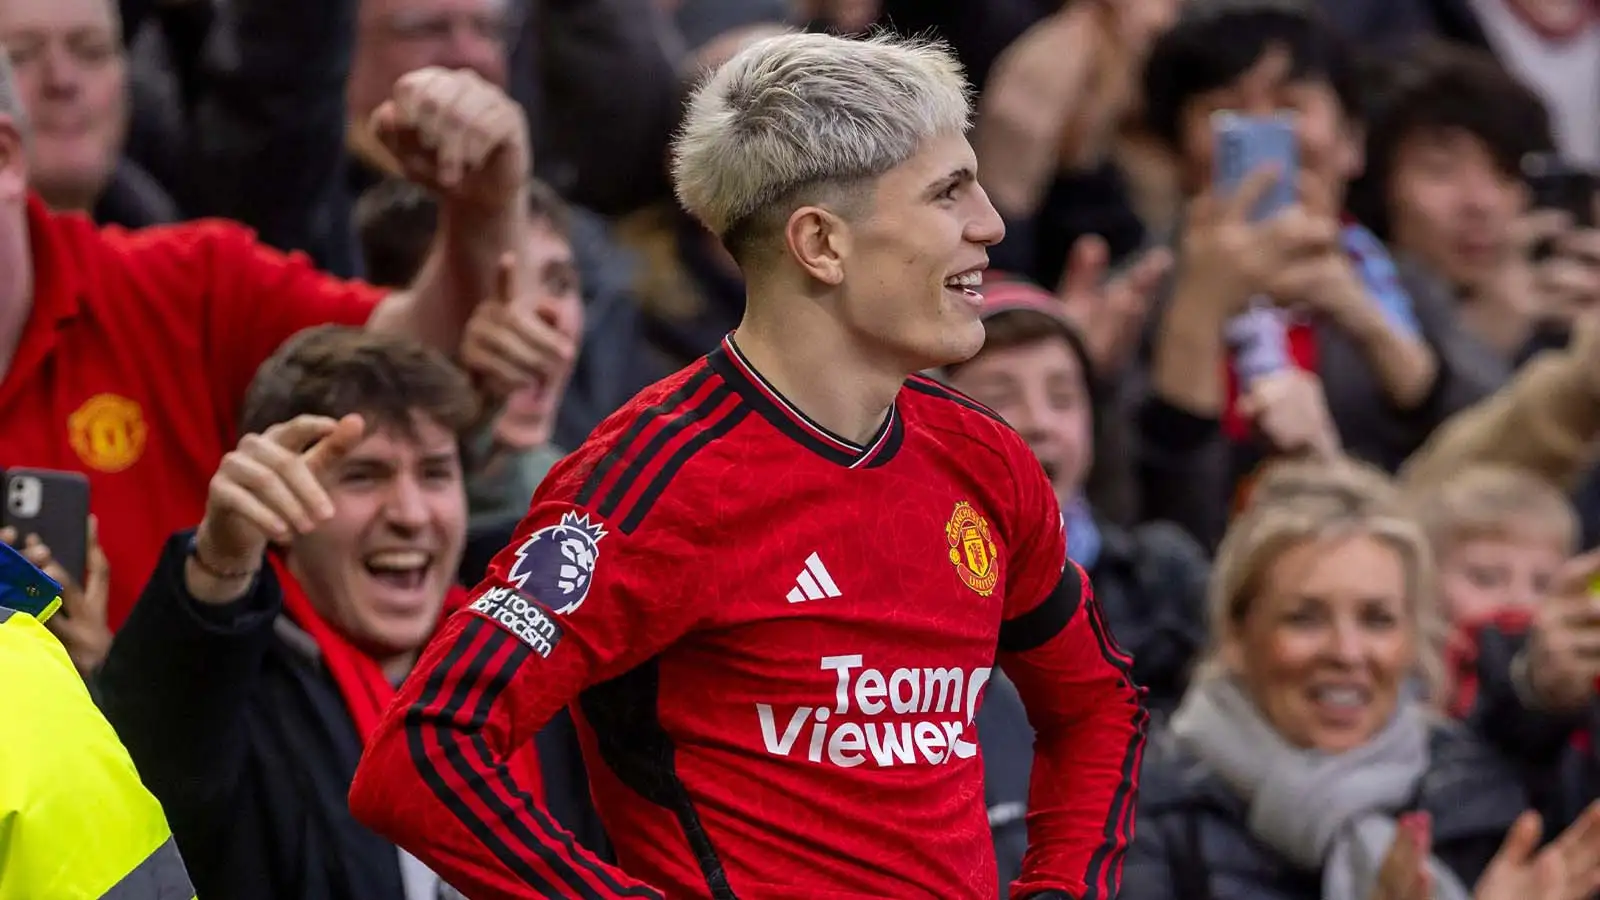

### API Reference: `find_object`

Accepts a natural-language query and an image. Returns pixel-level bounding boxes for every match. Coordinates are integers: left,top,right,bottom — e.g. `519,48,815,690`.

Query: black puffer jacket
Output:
1087,518,1209,720
1124,722,1525,899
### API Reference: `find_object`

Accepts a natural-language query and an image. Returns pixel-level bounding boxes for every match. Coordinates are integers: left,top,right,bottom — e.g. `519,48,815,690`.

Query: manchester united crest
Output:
945,501,999,597
68,393,148,473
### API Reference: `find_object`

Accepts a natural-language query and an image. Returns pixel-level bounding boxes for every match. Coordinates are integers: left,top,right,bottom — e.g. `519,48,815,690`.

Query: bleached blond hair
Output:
1201,468,1447,705
671,31,972,259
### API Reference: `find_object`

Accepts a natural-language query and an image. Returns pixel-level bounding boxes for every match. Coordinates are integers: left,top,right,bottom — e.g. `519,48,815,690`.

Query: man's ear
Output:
0,118,28,203
784,206,849,286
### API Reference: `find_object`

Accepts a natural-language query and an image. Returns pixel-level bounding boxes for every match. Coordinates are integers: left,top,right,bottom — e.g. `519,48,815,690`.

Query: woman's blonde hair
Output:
1200,461,1446,703
1409,463,1578,558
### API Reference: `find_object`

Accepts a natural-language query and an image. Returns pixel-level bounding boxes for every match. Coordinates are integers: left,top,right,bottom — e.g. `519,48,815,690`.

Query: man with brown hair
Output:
97,326,595,900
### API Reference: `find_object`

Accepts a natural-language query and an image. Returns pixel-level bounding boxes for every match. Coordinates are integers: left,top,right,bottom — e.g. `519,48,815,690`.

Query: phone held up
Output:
1524,153,1599,261
1212,111,1300,387
1,467,90,587
1213,111,1298,223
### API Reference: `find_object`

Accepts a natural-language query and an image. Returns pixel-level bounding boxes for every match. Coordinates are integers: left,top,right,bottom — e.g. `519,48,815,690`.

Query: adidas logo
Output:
786,552,841,603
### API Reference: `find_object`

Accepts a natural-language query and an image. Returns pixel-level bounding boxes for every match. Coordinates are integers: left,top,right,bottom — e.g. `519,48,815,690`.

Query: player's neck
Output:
732,311,902,447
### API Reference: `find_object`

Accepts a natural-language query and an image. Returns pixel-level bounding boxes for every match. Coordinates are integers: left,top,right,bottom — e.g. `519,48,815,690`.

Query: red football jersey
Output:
352,336,1147,900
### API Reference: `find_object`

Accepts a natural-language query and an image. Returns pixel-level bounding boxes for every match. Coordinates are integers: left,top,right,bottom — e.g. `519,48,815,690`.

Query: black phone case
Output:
2,468,90,584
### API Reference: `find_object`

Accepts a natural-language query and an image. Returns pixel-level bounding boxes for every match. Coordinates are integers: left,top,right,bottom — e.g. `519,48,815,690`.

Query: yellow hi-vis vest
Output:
0,605,195,899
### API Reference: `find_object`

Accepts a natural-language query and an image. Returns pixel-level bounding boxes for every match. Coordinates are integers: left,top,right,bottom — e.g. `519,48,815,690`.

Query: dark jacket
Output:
92,159,180,230
978,673,1033,900
1124,723,1525,899
1089,517,1209,720
98,532,606,900
1468,623,1599,836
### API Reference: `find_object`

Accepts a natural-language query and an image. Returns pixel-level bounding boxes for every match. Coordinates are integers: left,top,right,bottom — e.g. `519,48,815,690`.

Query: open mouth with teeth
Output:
363,550,435,591
1307,683,1372,726
944,270,984,294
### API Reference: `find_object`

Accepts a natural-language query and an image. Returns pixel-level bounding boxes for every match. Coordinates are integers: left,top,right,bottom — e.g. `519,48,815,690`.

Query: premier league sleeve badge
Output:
505,511,608,615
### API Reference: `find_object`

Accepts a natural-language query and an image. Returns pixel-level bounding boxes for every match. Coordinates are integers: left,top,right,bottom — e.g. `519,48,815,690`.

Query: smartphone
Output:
1524,153,1597,228
1213,111,1298,222
1213,112,1298,387
1,468,90,584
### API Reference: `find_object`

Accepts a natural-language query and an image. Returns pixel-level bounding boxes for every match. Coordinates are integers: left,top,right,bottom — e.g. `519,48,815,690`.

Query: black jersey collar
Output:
707,335,902,469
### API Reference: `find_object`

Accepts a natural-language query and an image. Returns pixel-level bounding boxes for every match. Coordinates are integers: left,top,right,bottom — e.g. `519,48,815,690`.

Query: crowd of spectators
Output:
12,0,1600,896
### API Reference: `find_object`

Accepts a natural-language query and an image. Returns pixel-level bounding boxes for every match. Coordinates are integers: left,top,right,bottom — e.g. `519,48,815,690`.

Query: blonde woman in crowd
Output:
1124,466,1600,899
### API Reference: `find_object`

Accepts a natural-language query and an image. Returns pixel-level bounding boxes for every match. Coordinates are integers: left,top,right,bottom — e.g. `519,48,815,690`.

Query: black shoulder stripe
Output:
577,366,715,508
596,384,732,521
620,404,751,534
904,376,1008,425
998,564,1083,654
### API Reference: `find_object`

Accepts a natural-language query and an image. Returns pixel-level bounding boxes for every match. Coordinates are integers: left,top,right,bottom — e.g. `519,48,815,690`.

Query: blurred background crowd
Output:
13,0,1600,896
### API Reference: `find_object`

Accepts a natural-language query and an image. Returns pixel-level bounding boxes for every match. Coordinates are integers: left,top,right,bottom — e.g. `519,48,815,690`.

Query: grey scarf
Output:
1168,677,1469,900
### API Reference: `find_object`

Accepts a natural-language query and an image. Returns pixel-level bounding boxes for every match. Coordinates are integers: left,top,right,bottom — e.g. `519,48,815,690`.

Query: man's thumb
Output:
305,414,367,471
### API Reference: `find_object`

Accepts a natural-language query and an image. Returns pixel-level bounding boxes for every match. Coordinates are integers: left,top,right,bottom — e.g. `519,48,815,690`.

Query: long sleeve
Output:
96,531,281,848
998,443,1149,900
349,477,707,899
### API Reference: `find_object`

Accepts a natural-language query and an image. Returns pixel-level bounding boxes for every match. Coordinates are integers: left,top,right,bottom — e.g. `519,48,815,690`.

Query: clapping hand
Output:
1473,803,1600,900
1371,812,1434,900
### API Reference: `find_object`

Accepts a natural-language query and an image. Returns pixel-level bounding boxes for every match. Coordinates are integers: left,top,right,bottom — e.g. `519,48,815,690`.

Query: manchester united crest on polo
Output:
945,501,999,597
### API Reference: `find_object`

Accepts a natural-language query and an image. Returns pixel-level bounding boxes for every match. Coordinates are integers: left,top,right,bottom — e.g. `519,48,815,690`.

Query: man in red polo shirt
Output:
0,57,542,631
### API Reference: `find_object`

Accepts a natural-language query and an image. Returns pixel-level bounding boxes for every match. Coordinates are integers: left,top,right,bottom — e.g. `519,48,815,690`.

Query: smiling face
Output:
1386,127,1528,295
0,0,126,210
825,131,1008,372
1224,532,1417,752
287,413,467,663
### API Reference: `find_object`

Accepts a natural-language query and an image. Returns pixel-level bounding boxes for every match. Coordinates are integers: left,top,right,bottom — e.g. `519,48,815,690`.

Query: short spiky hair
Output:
671,31,972,260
